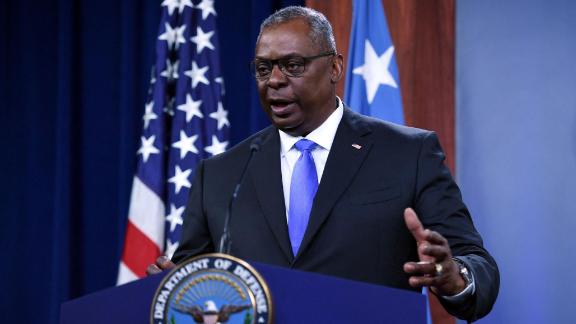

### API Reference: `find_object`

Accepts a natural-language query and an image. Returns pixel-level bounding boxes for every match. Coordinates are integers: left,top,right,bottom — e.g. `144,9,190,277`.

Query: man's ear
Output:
330,53,344,84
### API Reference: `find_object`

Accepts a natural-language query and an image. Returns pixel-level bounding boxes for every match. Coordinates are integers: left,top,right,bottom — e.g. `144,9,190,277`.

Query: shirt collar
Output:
279,97,344,156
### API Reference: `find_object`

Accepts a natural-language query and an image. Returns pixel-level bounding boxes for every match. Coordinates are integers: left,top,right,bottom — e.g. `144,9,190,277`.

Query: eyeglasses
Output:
251,51,336,80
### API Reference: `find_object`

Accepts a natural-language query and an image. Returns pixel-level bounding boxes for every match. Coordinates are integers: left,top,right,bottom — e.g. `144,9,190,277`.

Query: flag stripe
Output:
126,176,165,248
117,262,139,285
121,220,162,278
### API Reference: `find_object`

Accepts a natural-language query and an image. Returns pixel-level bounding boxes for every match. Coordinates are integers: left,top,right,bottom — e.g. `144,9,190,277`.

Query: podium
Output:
61,262,426,323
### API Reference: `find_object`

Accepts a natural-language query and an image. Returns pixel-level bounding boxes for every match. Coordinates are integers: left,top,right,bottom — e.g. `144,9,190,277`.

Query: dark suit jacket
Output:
173,108,499,321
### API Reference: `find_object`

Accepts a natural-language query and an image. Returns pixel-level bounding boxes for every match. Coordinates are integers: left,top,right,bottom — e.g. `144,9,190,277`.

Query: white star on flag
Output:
158,23,186,50
209,102,229,130
137,135,160,162
352,40,398,104
160,59,179,80
184,61,210,88
172,130,199,158
142,101,158,129
161,0,179,15
190,27,215,53
166,204,185,232
195,0,216,20
178,0,193,13
177,94,203,122
168,165,192,194
165,239,179,259
204,135,228,156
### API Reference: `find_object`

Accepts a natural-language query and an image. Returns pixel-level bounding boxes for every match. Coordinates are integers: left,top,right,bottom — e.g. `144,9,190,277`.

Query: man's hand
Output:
403,208,466,296
146,255,176,275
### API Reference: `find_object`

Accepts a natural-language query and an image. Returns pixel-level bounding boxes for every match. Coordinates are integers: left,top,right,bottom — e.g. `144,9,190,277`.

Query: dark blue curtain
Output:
0,0,302,323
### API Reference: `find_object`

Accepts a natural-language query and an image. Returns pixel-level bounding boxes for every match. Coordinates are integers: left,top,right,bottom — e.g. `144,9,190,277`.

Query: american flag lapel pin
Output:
351,143,362,150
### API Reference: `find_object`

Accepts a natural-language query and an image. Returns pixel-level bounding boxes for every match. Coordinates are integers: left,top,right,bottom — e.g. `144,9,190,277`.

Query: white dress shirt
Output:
278,98,344,222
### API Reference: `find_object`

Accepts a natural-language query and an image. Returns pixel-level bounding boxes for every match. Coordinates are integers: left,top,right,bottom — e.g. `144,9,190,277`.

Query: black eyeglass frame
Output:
250,51,336,80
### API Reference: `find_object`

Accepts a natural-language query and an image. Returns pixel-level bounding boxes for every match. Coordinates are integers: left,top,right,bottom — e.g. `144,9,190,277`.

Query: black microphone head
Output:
250,138,262,152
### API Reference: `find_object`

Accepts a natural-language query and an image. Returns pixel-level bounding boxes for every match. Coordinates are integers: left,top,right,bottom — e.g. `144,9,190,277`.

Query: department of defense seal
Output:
150,253,273,324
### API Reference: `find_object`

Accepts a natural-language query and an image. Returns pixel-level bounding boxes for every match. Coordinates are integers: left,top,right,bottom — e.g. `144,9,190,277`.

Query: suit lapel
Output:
296,109,373,259
249,128,293,262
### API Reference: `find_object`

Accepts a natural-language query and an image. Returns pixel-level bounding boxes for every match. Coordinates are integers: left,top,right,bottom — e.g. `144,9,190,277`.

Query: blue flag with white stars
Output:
344,0,404,125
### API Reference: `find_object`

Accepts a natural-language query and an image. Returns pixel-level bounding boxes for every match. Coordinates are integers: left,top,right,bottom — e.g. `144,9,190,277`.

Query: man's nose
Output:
267,64,288,88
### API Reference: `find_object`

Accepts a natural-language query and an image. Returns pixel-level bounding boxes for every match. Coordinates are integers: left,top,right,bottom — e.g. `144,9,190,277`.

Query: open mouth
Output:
269,99,295,116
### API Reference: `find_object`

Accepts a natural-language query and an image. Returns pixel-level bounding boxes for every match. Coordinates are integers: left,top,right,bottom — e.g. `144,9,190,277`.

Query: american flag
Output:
118,0,229,284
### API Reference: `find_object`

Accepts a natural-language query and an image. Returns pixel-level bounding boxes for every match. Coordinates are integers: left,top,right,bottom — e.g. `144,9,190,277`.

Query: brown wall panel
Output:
385,0,455,172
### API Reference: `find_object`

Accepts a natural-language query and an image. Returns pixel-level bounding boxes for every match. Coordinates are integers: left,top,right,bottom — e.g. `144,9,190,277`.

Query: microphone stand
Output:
218,139,261,254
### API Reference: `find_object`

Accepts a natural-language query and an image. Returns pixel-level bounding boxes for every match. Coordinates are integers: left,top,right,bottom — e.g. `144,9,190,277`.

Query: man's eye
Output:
256,63,271,75
284,59,304,71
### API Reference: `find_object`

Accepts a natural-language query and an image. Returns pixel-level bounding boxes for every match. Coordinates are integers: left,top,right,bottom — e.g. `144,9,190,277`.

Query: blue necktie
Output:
288,139,318,256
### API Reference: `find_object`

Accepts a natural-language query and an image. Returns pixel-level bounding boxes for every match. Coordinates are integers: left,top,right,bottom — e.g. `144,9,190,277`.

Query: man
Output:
148,6,499,321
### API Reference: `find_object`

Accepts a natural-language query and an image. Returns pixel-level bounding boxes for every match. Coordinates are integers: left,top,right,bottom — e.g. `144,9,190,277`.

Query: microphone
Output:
218,137,261,254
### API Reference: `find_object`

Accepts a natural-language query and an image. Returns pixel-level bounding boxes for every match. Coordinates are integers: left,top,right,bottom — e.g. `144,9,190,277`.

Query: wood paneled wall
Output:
307,0,455,173
307,1,456,323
